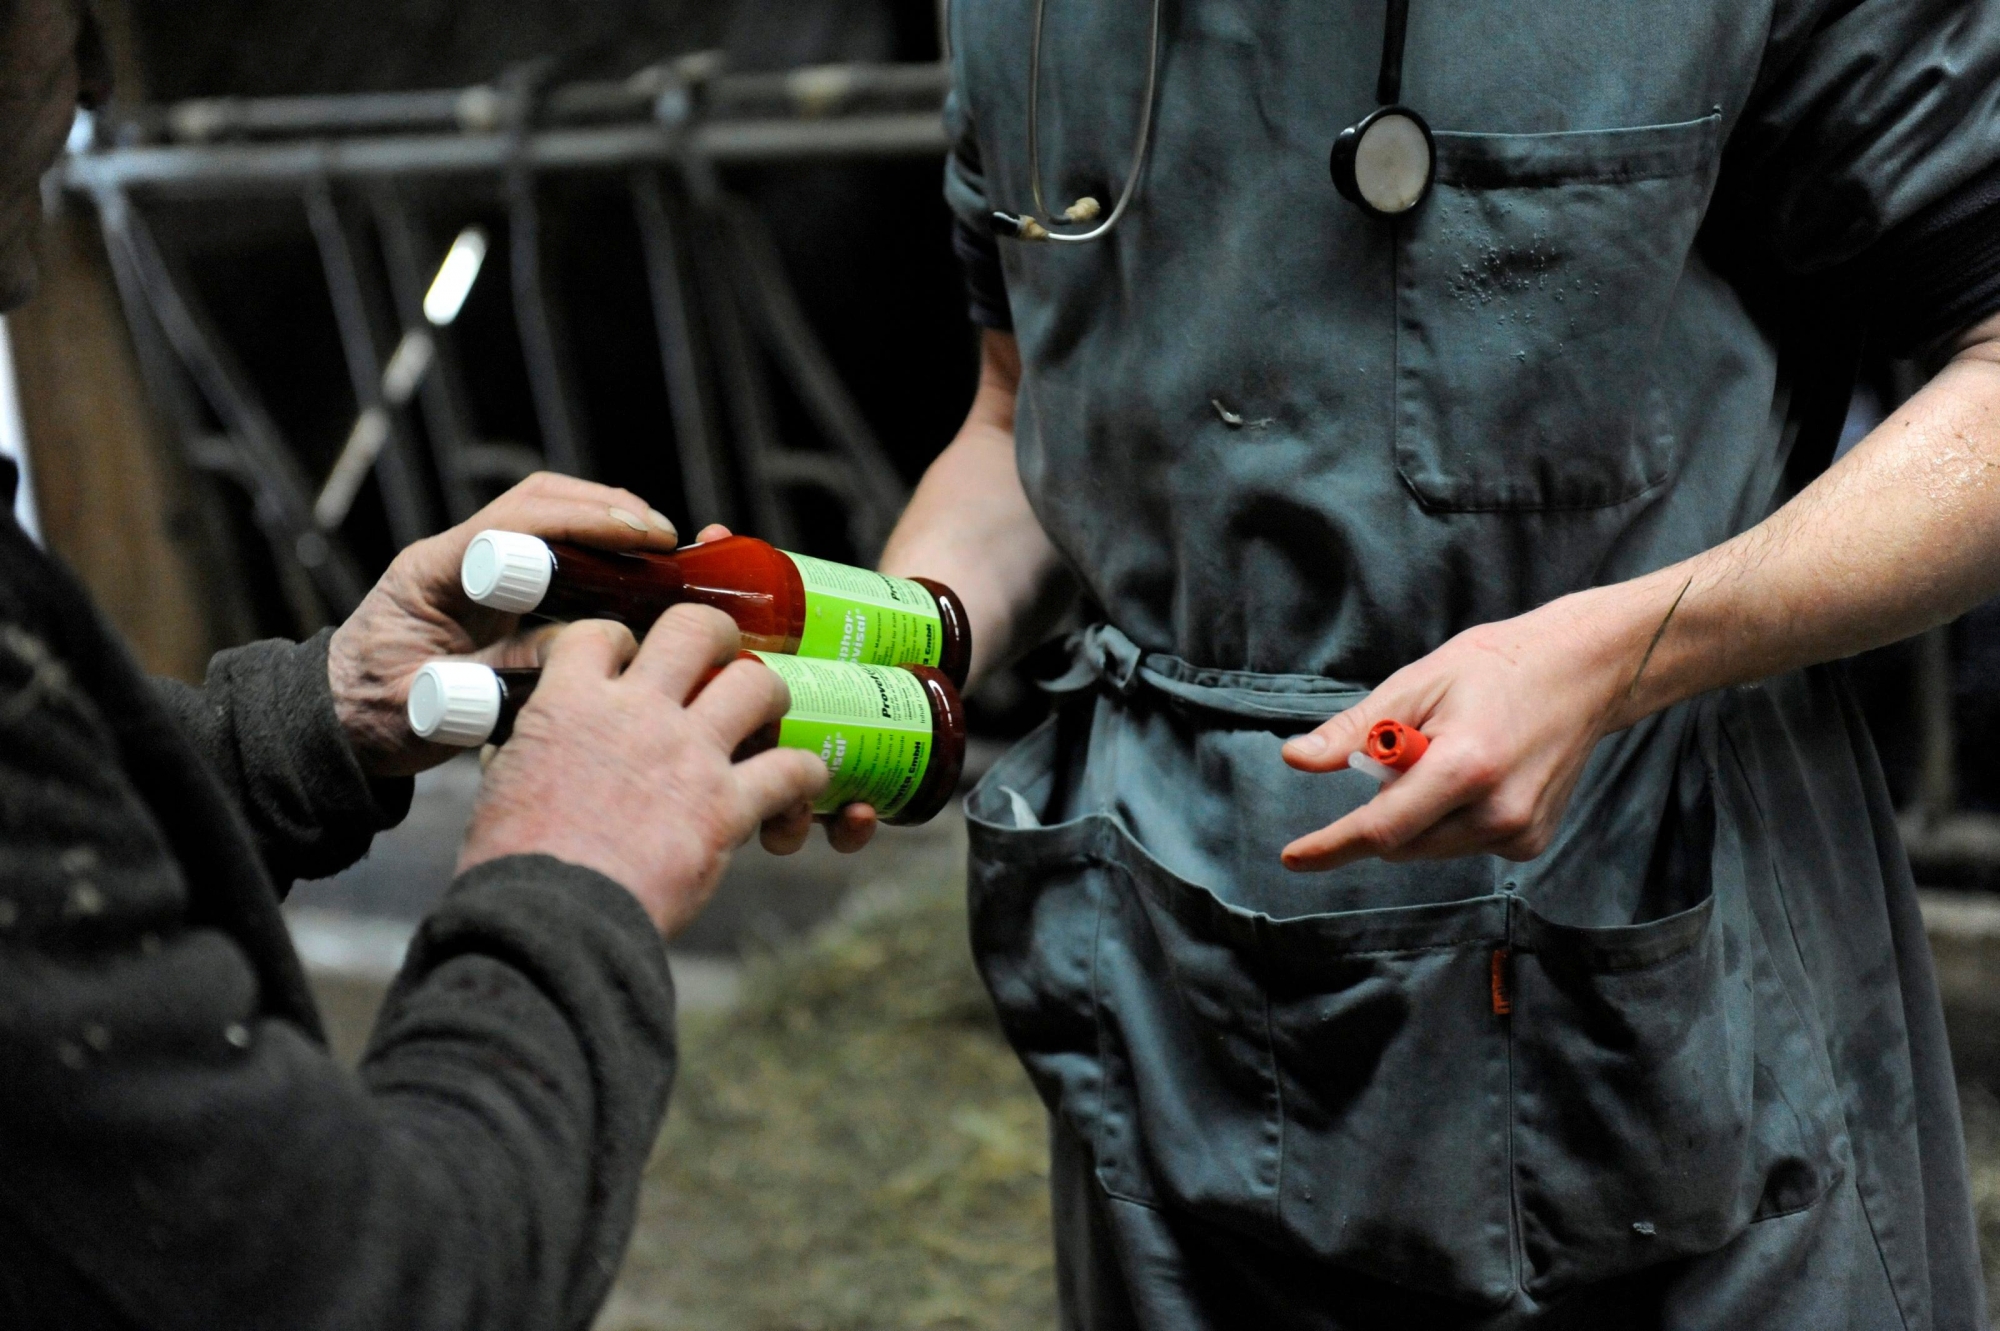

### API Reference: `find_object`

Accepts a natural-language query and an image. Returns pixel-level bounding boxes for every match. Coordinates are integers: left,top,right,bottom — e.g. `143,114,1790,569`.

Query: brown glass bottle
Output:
485,668,540,745
461,530,971,688
409,655,965,826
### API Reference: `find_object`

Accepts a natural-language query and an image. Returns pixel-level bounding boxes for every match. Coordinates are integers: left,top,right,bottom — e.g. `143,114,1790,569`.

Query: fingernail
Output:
1286,734,1329,759
609,506,648,532
646,508,678,538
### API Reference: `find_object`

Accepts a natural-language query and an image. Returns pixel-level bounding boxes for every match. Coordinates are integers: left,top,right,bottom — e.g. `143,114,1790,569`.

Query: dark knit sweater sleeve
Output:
152,629,412,885
0,626,676,1330
357,858,676,1326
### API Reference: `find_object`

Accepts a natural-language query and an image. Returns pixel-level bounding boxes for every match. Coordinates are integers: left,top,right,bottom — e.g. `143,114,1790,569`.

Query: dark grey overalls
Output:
945,0,2000,1325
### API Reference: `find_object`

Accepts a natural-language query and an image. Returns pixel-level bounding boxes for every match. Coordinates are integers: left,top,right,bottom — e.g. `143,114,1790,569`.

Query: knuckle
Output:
762,663,793,711
663,601,730,635
695,603,740,636
1350,817,1402,858
1444,744,1504,792
385,541,426,576
1457,622,1505,654
682,703,733,751
1494,819,1552,861
681,839,724,887
1321,718,1361,752
1486,792,1536,837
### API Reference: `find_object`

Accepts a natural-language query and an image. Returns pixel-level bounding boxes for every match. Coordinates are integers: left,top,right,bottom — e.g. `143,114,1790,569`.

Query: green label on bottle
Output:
752,652,934,818
783,552,943,669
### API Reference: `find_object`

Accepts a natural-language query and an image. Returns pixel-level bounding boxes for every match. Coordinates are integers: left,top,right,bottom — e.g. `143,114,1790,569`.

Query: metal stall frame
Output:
62,57,948,631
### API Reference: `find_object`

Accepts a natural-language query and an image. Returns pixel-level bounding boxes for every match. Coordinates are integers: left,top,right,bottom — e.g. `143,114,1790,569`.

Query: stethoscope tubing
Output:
996,0,1426,241
1008,0,1162,242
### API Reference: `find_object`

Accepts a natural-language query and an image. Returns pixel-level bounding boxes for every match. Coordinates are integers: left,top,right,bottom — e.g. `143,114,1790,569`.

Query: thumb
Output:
1282,698,1382,773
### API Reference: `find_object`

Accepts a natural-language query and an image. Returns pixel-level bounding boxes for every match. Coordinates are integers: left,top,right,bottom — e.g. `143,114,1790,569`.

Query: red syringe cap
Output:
1363,720,1429,773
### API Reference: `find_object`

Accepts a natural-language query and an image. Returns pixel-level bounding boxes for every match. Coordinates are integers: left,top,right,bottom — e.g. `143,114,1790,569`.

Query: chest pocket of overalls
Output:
1395,115,1721,512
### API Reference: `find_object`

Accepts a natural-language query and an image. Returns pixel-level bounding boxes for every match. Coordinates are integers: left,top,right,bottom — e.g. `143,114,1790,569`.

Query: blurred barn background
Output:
27,0,975,679
14,1,2000,1325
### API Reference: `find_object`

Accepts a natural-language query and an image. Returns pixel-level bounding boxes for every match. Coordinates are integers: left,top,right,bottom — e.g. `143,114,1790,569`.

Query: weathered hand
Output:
687,521,881,857
458,607,829,937
1278,589,1637,872
327,472,679,777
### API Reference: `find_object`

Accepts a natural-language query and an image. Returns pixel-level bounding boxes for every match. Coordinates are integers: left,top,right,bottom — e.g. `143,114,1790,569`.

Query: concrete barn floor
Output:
285,753,978,1057
287,757,2000,1327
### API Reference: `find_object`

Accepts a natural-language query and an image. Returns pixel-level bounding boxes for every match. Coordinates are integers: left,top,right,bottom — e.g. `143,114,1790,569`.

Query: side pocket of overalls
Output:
1394,115,1721,512
967,711,1293,1222
1089,849,1286,1213
965,715,1111,1147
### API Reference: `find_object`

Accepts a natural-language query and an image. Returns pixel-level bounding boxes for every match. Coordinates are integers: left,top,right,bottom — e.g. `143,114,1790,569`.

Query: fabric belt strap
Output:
1041,623,1371,724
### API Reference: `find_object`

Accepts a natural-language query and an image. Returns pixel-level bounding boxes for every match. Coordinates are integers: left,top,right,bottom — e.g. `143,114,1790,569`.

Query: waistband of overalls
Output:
1040,623,1373,725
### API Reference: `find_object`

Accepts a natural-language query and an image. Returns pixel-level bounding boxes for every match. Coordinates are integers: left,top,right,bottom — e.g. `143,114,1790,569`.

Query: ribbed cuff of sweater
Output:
158,630,414,883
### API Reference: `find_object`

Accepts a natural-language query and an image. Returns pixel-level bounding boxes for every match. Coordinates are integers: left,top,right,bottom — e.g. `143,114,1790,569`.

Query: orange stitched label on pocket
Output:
1491,948,1512,1016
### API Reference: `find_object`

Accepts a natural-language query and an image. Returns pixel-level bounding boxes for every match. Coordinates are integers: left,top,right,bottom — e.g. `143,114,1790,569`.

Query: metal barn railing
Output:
61,55,948,630
1901,625,2000,880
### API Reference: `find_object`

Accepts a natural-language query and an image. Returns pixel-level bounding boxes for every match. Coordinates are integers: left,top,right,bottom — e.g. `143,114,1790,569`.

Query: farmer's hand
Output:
687,522,881,857
458,607,828,937
1278,591,1636,871
328,472,680,776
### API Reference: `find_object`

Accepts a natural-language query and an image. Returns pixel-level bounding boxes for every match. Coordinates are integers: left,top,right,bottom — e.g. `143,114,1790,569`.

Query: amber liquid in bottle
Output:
475,656,965,826
530,537,972,689
486,668,541,746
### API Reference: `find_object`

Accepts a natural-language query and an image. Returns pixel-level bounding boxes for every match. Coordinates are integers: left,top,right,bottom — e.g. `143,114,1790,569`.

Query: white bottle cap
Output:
462,530,555,613
408,661,504,747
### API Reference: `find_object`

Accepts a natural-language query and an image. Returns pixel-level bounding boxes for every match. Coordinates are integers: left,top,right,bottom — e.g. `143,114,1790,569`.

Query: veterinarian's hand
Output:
1279,591,1638,871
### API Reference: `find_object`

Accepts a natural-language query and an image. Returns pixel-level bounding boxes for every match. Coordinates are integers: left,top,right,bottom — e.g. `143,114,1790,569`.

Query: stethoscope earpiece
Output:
1330,105,1435,218
997,0,1162,243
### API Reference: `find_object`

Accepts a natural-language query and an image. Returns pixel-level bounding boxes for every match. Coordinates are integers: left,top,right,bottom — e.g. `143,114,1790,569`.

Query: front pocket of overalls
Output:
1508,880,1828,1296
1394,115,1721,511
970,715,1519,1293
1258,892,1518,1306
965,719,1111,1143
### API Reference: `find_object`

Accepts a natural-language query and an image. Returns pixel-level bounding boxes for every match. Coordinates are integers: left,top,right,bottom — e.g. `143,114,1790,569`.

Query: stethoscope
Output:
992,0,1434,243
